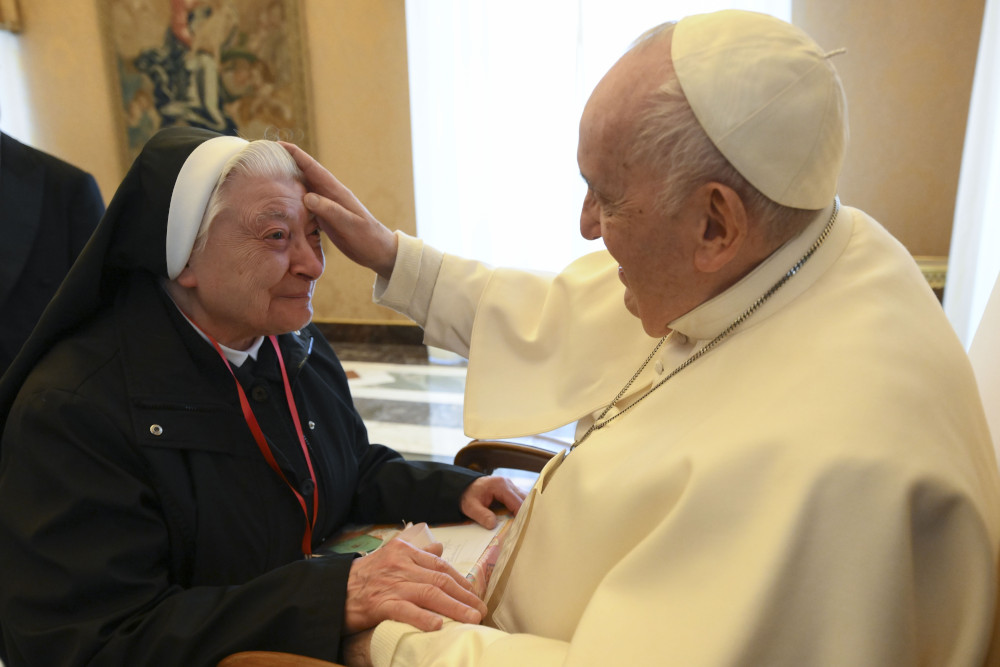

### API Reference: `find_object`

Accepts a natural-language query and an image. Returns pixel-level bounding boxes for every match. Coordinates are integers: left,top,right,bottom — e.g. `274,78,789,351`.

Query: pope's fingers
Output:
280,141,329,188
302,192,398,278
278,140,308,165
280,142,360,207
302,192,350,230
280,141,328,182
302,193,356,247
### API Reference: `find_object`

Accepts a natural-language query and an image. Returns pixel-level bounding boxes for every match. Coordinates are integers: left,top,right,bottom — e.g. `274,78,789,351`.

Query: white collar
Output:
162,283,265,367
179,310,265,367
207,332,266,367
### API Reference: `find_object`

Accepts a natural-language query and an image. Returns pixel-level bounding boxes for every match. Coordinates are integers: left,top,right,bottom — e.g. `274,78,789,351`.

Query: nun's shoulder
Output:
17,310,122,404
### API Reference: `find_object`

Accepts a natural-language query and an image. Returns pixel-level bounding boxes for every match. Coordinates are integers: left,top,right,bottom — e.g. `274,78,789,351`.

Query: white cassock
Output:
370,203,1000,666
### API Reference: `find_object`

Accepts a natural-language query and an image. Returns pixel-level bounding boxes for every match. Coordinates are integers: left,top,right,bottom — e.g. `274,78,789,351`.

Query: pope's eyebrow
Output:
581,175,616,205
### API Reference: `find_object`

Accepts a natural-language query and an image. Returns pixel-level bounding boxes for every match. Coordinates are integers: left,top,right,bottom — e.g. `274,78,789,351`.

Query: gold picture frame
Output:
0,0,23,33
98,0,314,171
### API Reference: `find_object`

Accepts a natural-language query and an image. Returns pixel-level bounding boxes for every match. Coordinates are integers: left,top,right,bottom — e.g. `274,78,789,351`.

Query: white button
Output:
654,361,664,374
150,424,163,436
308,421,316,430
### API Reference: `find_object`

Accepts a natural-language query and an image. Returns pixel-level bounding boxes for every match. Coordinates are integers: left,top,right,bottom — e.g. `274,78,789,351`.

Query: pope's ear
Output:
693,184,748,273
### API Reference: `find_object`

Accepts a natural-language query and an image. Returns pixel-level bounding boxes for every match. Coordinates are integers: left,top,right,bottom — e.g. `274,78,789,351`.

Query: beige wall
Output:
8,2,120,207
794,0,985,255
5,1,987,322
300,0,415,325
7,0,414,325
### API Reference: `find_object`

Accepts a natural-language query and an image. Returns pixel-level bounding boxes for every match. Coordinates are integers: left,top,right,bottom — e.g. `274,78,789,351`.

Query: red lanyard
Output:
207,334,320,556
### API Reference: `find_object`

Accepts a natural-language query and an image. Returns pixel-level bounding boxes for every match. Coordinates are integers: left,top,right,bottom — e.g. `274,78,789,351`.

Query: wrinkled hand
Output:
281,142,399,279
461,476,527,529
343,536,486,635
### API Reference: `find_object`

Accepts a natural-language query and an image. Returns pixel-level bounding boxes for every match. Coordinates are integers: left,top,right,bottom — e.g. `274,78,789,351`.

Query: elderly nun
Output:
0,127,521,667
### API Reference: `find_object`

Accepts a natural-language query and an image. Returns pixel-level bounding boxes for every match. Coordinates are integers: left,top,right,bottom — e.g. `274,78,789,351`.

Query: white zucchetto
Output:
672,10,848,209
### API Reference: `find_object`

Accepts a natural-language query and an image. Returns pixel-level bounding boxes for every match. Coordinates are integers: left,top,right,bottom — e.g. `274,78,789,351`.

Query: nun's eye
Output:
267,231,286,240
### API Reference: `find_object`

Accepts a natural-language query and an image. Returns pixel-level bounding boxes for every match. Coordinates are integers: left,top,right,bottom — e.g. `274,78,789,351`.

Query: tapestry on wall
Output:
99,0,313,170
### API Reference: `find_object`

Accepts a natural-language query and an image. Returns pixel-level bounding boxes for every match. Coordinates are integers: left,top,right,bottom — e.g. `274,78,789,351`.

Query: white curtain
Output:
405,0,792,272
945,0,1000,349
0,30,33,141
969,270,1000,459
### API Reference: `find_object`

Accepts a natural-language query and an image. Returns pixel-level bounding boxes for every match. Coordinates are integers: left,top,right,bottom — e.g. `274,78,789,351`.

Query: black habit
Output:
0,127,481,666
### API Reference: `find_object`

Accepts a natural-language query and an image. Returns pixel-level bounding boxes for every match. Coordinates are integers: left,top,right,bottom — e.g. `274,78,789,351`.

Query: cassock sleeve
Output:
367,450,998,666
375,234,653,438
366,228,1000,665
372,620,569,665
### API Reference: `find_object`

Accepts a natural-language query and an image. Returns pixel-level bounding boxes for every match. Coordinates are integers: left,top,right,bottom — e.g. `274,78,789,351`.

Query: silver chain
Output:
572,197,840,449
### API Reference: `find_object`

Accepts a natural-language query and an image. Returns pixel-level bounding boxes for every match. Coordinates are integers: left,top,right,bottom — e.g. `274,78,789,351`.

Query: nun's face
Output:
175,174,324,350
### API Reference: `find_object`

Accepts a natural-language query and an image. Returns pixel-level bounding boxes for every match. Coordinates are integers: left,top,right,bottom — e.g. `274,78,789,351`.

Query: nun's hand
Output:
342,536,486,635
280,142,398,280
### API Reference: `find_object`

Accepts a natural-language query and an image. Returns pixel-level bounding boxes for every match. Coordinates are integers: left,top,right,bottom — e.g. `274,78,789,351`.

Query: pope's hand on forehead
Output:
280,142,398,280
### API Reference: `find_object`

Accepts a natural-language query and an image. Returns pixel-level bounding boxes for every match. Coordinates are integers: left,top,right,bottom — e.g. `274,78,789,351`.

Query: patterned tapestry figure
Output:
104,0,309,161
